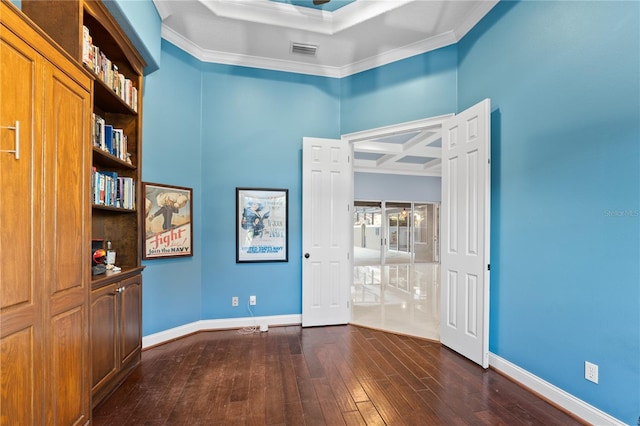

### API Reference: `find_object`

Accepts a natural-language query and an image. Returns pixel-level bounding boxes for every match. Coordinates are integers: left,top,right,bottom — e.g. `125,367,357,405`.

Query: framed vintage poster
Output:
143,182,193,259
236,187,288,263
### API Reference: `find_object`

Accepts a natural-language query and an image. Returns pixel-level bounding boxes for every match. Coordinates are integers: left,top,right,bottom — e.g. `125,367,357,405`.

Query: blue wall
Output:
341,45,458,134
198,62,340,319
107,0,161,73
141,41,203,335
458,1,640,422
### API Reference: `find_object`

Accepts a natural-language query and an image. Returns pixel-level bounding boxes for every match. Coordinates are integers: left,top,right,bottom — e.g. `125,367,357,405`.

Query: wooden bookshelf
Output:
23,0,145,276
22,0,146,411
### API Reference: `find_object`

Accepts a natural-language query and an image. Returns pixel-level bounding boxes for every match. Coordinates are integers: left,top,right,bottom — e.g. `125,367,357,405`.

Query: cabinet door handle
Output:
1,121,20,160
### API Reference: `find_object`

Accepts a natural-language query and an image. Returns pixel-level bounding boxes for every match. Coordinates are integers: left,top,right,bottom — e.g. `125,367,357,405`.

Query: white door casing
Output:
440,99,491,368
302,137,352,327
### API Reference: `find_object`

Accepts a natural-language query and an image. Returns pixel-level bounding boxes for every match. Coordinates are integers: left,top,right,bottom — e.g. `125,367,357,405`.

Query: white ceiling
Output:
152,0,498,175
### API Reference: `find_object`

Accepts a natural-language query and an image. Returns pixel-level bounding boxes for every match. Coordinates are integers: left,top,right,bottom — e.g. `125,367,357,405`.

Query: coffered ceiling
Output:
152,0,498,175
343,114,453,176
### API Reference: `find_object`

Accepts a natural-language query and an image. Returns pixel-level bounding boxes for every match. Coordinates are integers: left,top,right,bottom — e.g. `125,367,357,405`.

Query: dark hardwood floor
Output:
93,325,584,425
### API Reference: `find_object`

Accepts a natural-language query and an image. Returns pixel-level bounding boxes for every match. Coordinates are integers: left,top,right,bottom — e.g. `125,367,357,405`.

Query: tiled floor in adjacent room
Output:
351,262,440,341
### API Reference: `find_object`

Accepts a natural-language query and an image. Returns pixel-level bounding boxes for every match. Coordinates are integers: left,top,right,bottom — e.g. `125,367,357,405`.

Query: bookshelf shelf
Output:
92,204,137,213
91,266,143,287
93,147,136,169
91,74,137,115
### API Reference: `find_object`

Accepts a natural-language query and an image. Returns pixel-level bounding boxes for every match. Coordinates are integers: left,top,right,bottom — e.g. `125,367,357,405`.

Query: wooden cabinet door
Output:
0,21,44,426
91,283,119,393
120,274,142,366
42,60,91,426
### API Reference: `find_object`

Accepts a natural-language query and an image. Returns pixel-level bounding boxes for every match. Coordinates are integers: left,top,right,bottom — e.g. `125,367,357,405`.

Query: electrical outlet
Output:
585,361,599,384
232,296,239,307
249,295,256,305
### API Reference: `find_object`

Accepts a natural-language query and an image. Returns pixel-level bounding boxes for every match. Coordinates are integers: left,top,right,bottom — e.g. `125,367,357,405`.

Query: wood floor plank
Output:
322,342,370,404
277,341,302,405
175,340,224,423
355,401,385,426
247,338,267,425
341,409,367,426
359,378,408,426
374,330,435,379
315,346,359,412
93,325,586,426
264,353,286,425
283,401,305,425
300,399,326,426
366,331,431,391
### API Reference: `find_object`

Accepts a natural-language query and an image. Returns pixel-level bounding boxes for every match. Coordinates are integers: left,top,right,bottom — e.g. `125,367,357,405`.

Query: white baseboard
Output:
489,353,624,426
142,314,302,349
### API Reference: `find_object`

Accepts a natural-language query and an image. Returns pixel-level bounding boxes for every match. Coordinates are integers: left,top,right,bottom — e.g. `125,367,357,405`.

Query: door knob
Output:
304,253,310,258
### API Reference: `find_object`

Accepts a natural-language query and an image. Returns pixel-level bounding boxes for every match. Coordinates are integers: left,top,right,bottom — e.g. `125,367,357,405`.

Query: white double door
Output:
301,99,491,368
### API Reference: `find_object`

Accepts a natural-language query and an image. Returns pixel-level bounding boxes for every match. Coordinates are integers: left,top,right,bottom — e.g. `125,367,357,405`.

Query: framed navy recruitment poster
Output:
236,187,288,263
143,182,193,259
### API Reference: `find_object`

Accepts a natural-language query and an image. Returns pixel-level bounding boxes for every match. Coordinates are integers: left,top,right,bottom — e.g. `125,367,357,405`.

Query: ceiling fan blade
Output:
313,0,331,5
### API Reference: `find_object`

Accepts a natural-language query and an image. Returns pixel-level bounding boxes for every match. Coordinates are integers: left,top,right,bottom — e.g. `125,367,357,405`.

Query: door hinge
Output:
487,264,491,271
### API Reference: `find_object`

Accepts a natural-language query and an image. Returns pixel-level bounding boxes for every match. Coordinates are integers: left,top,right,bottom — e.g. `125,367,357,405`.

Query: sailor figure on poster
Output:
241,201,270,244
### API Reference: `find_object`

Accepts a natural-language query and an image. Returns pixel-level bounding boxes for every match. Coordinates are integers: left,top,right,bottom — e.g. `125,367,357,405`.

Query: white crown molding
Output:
162,22,459,78
142,314,302,349
162,25,345,77
339,30,458,77
489,353,625,426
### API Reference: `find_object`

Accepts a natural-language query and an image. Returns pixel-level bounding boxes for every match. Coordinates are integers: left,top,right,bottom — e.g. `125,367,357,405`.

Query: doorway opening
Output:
303,100,491,365
351,200,441,340
353,201,439,266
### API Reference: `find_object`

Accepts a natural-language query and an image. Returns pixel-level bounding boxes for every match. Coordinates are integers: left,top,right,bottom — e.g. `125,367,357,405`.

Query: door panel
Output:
440,99,491,368
121,276,142,365
0,327,36,425
0,25,44,426
50,306,86,425
43,62,91,425
302,137,351,327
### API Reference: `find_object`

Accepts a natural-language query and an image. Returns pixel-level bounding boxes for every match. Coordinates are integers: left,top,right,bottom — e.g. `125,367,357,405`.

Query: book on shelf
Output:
82,25,138,110
92,114,129,160
92,168,135,209
93,114,105,149
104,125,113,155
82,26,92,65
112,129,127,161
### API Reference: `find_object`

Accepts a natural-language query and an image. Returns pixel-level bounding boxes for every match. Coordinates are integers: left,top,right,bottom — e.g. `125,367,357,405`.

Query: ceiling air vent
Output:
291,42,318,57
